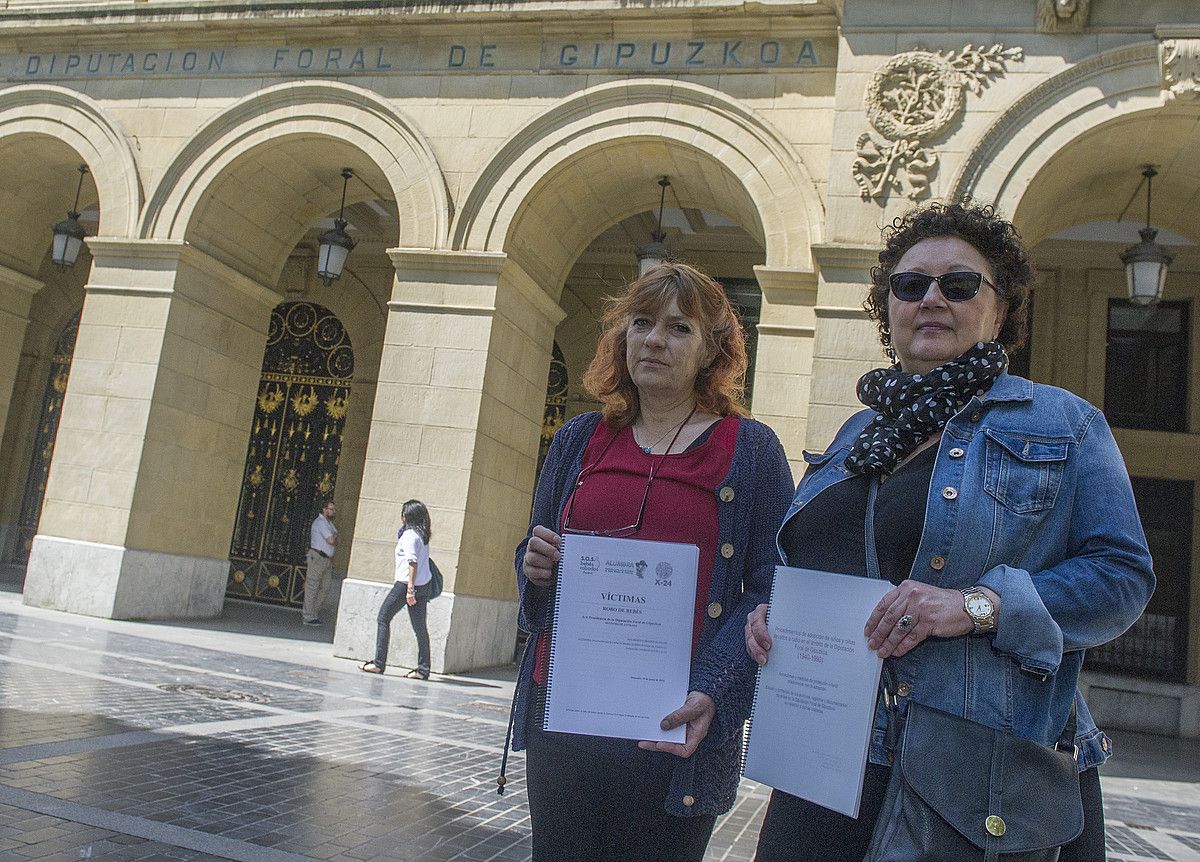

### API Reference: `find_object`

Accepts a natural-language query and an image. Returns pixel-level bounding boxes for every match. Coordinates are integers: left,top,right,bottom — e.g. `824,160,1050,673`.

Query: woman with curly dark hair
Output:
507,261,794,861
745,202,1153,861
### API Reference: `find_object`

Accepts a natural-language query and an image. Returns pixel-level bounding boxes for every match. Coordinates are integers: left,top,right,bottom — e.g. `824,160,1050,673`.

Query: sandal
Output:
403,669,429,680
360,661,384,674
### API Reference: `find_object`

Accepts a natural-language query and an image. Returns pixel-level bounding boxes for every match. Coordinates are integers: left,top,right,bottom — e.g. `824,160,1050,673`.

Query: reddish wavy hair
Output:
582,262,749,427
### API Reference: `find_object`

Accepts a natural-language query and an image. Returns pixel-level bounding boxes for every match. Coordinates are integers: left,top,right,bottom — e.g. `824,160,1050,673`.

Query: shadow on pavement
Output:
154,591,338,644
0,705,533,862
0,564,341,645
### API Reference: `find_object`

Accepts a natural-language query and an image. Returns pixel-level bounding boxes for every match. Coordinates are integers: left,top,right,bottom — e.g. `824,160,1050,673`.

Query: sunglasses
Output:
889,271,998,303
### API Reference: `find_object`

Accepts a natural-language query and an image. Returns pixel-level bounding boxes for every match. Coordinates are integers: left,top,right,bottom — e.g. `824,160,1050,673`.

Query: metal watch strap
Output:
961,587,996,635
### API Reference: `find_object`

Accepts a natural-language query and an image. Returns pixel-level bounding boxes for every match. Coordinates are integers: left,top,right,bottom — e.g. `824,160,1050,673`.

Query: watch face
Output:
966,594,994,617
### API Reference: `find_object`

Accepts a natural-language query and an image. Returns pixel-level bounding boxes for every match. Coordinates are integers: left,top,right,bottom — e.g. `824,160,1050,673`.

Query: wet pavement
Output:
0,587,1197,861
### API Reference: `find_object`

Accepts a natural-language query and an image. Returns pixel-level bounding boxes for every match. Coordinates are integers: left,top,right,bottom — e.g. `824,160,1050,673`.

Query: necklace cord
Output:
634,404,697,454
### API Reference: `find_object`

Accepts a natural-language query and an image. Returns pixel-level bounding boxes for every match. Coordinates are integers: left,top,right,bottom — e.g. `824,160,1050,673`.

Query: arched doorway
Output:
15,314,79,565
226,301,353,607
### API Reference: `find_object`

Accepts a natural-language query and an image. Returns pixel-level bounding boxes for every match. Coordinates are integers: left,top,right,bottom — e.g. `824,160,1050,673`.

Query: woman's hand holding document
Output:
742,567,892,818
544,533,699,743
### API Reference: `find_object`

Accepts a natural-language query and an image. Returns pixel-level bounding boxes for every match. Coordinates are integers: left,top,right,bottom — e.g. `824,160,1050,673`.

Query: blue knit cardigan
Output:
509,411,795,817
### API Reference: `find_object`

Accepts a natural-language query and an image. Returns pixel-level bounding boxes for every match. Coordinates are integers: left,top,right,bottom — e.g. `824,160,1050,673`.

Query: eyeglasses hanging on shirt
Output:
561,407,696,538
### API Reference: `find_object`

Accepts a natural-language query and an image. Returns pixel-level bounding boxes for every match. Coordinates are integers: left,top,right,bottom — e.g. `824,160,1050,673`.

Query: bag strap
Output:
1056,698,1078,756
867,479,907,758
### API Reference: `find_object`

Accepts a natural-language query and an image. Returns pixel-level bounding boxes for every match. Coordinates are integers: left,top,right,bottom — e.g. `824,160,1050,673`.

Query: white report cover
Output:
743,566,892,818
544,533,699,743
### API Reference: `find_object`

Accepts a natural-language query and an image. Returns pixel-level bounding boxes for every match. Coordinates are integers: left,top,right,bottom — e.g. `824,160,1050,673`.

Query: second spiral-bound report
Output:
544,533,699,742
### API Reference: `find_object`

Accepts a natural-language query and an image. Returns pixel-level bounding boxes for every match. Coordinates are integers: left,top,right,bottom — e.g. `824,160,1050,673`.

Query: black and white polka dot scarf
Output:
844,341,1008,476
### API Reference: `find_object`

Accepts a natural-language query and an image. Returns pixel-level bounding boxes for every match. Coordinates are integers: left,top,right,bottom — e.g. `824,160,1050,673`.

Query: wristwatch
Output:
961,587,997,635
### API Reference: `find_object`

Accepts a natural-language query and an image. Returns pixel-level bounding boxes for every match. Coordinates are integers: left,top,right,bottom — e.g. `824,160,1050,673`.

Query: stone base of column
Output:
333,578,518,674
23,536,227,619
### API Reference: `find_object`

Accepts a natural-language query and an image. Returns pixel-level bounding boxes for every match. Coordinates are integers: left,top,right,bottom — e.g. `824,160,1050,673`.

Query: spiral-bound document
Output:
743,566,892,818
544,533,699,742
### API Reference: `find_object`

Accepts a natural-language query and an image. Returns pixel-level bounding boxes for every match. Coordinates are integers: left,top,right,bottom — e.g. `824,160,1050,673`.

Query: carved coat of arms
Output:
852,44,1023,203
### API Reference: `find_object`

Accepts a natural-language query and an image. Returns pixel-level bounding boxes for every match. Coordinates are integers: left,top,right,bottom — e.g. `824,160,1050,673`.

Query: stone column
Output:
23,239,278,619
807,243,882,450
335,249,565,674
0,263,41,453
751,265,818,474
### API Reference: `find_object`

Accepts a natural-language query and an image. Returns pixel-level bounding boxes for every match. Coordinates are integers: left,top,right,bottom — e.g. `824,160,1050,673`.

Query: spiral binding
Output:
542,534,570,731
741,564,782,767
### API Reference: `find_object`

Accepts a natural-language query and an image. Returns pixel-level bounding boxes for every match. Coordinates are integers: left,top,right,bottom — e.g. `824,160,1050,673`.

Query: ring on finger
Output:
896,614,915,631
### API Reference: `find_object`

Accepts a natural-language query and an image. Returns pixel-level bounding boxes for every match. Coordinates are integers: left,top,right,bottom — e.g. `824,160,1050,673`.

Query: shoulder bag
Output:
861,474,1083,862
428,558,444,600
863,670,1083,862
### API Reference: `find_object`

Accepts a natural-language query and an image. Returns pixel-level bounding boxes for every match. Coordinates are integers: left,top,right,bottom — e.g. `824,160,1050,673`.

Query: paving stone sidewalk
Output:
0,591,1197,861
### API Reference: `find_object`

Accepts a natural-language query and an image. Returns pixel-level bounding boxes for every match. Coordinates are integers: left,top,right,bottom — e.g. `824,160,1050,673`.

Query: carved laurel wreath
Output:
853,44,1024,203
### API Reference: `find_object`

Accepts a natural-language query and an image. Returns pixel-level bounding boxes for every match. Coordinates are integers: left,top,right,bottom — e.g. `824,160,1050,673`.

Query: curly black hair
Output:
864,201,1033,354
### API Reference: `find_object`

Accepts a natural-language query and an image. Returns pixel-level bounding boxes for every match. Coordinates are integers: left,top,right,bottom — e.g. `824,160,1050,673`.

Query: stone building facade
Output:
1,0,1198,735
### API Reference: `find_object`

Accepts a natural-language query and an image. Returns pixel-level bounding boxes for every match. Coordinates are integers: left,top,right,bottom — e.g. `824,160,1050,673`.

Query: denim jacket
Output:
510,411,794,816
777,374,1155,771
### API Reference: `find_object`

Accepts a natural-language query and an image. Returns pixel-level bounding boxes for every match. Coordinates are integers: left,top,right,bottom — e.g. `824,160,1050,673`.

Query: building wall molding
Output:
950,41,1160,218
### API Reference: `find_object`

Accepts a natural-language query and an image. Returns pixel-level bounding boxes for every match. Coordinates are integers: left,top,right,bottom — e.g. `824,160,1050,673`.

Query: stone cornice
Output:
810,242,878,271
0,0,839,36
753,264,818,294
83,238,279,307
0,260,43,295
386,300,495,315
757,322,816,336
388,248,506,279
814,305,869,319
387,248,566,326
1156,25,1200,39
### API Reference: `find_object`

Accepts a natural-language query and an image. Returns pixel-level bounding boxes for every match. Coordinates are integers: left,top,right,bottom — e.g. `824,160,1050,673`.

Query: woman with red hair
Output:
504,262,794,861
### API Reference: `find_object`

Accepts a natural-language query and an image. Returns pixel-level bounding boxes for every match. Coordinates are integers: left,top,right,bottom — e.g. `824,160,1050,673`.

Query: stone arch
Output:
0,84,141,270
950,41,1165,243
140,80,450,285
454,79,823,287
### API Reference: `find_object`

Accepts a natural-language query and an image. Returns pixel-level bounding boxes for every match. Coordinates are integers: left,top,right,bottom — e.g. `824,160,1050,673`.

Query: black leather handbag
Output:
864,682,1083,862
428,558,444,600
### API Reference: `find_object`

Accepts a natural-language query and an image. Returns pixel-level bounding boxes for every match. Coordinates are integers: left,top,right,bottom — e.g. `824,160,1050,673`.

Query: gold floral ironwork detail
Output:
247,464,264,487
326,392,349,420
257,386,284,415
281,468,300,491
291,387,318,417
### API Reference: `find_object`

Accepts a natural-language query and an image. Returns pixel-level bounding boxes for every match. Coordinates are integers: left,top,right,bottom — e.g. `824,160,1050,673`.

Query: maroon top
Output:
532,415,739,686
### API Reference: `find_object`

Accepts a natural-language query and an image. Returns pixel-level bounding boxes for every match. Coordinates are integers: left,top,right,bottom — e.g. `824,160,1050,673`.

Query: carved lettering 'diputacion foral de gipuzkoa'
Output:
852,44,1023,203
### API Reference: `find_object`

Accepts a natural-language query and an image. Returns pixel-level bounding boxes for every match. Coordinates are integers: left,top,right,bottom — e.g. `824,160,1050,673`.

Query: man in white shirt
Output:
303,500,337,626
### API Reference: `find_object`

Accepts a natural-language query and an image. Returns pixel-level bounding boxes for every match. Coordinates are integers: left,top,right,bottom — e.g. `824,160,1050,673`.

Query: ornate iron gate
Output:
15,314,80,564
538,341,568,474
226,302,353,607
